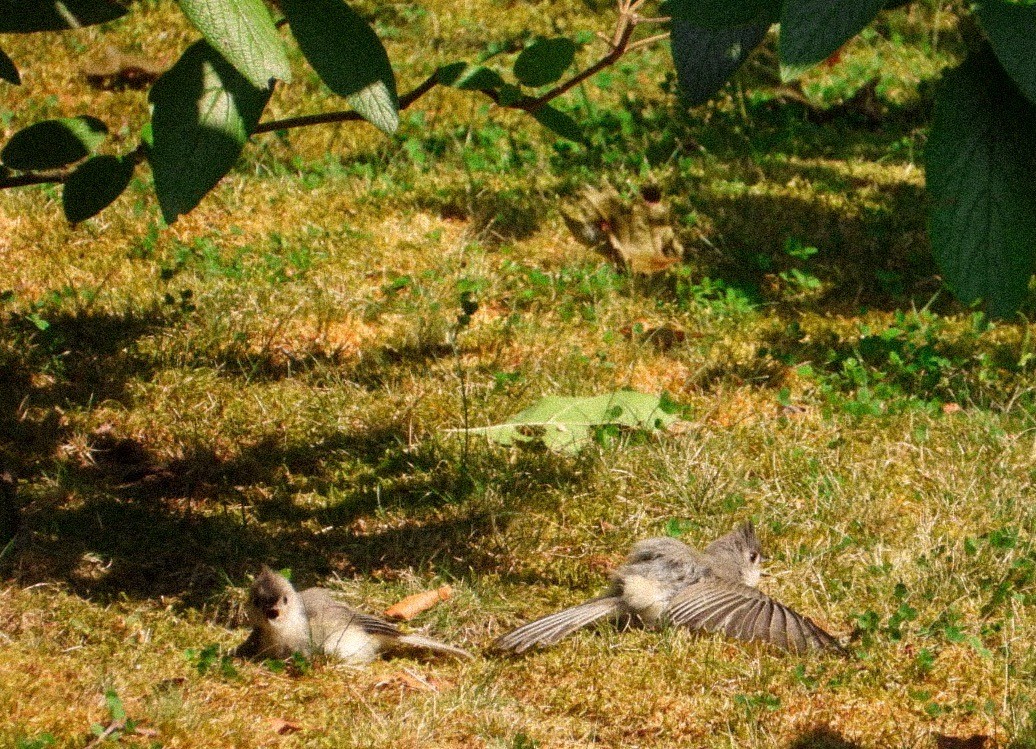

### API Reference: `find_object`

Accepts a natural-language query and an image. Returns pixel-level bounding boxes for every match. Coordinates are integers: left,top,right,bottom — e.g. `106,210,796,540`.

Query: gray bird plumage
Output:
237,567,472,664
493,523,843,654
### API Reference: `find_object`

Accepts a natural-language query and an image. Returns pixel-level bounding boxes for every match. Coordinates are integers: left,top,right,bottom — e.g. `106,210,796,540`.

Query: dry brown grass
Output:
2,1,1035,747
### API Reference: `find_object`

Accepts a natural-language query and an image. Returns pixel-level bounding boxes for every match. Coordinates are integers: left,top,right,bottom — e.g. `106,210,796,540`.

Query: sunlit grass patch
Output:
3,0,1035,747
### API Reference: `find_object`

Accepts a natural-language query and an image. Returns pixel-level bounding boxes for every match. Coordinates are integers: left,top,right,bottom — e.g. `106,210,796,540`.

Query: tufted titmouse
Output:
494,523,843,654
237,566,472,664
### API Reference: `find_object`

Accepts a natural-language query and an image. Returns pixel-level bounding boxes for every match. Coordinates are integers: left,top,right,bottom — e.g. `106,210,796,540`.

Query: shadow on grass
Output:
0,305,173,546
6,417,588,607
550,79,954,316
667,169,941,316
0,307,168,473
0,298,590,605
787,726,863,749
412,184,545,244
177,330,458,388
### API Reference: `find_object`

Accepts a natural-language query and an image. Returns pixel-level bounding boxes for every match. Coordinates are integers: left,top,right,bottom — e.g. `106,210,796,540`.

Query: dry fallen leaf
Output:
384,585,453,620
80,45,167,90
562,183,683,274
269,718,302,735
942,402,963,414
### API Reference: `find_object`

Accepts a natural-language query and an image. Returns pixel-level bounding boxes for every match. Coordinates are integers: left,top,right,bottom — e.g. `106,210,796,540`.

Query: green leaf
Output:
177,0,290,89
437,63,505,92
778,0,885,81
1,116,107,170
0,47,19,84
435,62,468,86
926,46,1036,317
531,105,584,143
663,0,778,27
63,155,135,223
457,391,680,454
513,37,576,87
976,0,1036,106
0,0,126,32
148,40,271,224
280,0,398,134
670,21,770,106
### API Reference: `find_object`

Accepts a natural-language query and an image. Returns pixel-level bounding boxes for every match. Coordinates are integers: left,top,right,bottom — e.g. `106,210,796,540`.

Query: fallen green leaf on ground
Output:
454,391,680,453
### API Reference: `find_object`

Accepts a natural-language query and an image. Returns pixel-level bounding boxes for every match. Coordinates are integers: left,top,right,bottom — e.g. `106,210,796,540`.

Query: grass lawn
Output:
2,1,1036,746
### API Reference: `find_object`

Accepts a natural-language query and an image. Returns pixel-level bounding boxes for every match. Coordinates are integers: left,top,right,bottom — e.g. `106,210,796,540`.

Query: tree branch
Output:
0,0,669,190
252,70,440,134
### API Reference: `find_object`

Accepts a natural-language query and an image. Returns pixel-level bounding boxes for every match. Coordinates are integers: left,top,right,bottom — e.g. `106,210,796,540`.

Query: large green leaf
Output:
778,0,885,81
458,391,679,454
1,116,107,170
0,0,126,32
177,0,290,90
0,47,19,84
513,37,576,87
280,0,398,134
63,155,136,223
663,0,778,27
926,46,1036,317
670,21,770,106
148,40,271,224
976,0,1036,106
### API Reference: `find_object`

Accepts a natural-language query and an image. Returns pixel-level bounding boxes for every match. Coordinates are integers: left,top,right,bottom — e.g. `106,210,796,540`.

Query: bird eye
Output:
282,595,288,604
748,552,759,563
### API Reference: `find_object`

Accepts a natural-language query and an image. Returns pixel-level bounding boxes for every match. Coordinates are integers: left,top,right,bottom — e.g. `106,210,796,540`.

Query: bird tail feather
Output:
394,633,473,660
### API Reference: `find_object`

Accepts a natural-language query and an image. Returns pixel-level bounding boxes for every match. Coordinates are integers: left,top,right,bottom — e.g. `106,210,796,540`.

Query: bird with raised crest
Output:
493,523,843,654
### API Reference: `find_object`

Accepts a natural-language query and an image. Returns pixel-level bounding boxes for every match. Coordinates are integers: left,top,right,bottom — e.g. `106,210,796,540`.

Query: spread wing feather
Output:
493,597,622,653
664,578,844,654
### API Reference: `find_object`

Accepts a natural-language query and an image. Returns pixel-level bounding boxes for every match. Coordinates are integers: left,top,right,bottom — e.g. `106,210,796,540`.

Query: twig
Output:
252,70,440,134
84,720,125,749
626,32,670,53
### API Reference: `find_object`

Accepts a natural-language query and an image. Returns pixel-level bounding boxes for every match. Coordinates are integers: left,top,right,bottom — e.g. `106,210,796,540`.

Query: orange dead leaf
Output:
942,402,963,414
269,718,302,735
384,585,453,620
